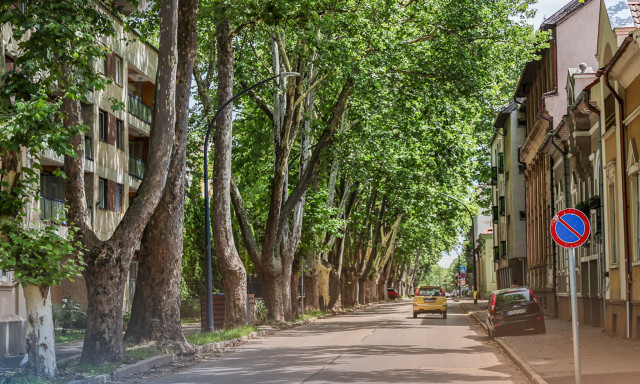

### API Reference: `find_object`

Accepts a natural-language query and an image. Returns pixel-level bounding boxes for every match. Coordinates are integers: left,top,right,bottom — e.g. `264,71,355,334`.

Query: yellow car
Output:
413,286,447,319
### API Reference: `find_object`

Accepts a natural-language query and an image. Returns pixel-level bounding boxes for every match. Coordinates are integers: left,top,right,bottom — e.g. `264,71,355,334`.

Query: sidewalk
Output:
461,300,640,384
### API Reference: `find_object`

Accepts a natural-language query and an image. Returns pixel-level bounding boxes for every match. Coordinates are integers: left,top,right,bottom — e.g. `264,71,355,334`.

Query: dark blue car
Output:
486,287,546,338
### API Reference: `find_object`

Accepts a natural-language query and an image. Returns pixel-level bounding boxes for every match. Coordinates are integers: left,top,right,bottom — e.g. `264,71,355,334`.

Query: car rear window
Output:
496,290,531,306
417,288,443,296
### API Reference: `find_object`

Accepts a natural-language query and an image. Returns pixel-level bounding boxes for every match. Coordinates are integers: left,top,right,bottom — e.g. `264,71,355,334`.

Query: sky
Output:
436,0,567,269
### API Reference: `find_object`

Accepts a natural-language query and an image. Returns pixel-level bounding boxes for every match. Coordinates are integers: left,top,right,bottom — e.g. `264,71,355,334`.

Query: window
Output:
493,246,499,263
114,56,123,86
116,119,124,150
97,56,105,75
491,167,497,185
501,241,507,258
519,211,526,221
115,184,123,213
499,196,506,216
492,206,499,222
0,270,12,283
498,153,505,173
98,178,106,209
518,164,526,174
85,135,93,160
99,110,107,141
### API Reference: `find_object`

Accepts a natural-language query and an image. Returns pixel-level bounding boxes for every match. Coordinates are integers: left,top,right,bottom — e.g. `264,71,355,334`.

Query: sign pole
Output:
568,247,581,384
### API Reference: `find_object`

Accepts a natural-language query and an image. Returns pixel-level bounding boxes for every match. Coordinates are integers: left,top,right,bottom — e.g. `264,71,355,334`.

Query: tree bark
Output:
23,285,56,377
64,0,178,364
125,0,199,350
304,252,319,311
213,17,247,329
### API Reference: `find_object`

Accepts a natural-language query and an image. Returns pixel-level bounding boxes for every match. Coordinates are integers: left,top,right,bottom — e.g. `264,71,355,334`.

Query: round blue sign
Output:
550,208,590,248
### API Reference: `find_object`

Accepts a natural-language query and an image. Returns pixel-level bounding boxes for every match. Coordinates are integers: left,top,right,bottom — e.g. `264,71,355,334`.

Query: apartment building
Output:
515,0,599,317
1,1,156,357
590,0,640,337
490,101,527,290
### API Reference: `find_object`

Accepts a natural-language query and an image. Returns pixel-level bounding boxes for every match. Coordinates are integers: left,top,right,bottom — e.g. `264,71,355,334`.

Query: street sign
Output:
550,208,590,248
460,280,466,286
459,272,466,280
550,208,589,384
459,266,466,273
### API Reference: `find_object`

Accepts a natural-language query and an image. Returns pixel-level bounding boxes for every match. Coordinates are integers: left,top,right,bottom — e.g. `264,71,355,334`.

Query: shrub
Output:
254,298,268,324
52,296,87,329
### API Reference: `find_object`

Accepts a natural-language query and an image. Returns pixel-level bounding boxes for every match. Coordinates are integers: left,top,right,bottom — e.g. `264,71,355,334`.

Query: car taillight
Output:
529,289,538,304
490,294,496,314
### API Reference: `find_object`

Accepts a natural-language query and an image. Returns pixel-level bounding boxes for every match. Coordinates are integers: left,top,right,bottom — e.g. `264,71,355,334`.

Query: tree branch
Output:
239,81,274,122
230,175,262,269
403,25,453,44
293,73,328,109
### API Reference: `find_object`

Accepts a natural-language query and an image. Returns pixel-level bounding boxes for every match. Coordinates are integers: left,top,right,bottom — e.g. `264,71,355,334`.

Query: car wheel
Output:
413,312,417,318
442,312,447,319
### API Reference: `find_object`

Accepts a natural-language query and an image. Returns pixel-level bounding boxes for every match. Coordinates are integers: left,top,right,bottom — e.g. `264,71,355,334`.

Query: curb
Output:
111,353,175,380
460,304,548,384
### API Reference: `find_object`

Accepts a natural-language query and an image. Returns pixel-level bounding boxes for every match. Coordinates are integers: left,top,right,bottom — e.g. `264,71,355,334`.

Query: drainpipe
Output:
604,70,632,339
549,130,569,319
585,79,606,330
550,155,558,317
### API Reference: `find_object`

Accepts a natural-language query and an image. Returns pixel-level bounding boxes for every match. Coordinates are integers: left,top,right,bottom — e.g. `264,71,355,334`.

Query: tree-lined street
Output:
128,301,525,384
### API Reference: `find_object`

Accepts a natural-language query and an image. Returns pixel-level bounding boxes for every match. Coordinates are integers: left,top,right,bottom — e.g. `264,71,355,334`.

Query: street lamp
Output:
203,71,299,332
436,191,478,304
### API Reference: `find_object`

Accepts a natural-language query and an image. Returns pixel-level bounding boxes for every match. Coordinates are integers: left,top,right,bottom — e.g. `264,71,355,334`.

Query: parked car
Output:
485,287,546,338
387,288,399,300
413,286,447,319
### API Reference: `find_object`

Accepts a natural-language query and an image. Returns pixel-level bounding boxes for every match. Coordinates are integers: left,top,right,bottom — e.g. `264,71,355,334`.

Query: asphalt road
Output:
135,301,526,384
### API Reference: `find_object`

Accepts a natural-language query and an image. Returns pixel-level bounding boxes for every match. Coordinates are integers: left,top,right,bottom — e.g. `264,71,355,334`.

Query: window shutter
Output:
105,53,115,80
107,179,117,211
107,113,117,146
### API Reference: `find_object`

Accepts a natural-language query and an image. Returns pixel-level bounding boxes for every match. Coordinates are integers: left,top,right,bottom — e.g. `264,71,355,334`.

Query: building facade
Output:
490,101,528,289
476,227,498,299
1,1,157,357
516,0,599,317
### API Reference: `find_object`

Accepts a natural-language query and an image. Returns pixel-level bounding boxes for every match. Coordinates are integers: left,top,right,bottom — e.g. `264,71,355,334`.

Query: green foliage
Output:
185,325,258,345
254,298,269,324
52,296,87,329
0,0,118,288
54,329,85,344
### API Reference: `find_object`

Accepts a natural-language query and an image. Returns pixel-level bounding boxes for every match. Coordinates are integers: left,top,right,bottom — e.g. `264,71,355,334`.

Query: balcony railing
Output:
129,156,146,180
40,196,65,222
128,94,152,124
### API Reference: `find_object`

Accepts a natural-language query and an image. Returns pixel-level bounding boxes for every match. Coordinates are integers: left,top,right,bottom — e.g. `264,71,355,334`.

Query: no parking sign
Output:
550,208,590,248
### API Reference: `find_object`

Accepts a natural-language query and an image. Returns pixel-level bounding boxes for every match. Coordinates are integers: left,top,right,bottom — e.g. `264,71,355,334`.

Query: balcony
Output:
499,196,506,216
128,94,152,125
491,166,497,185
493,246,499,263
40,196,65,222
498,153,505,174
501,241,507,259
129,155,146,180
492,206,499,222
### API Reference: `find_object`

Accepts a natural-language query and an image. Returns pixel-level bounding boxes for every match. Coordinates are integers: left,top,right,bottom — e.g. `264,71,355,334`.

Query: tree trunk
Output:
304,253,319,311
290,257,301,320
125,0,198,351
67,0,178,364
328,267,341,310
81,244,129,363
213,17,247,329
23,285,56,377
262,269,285,321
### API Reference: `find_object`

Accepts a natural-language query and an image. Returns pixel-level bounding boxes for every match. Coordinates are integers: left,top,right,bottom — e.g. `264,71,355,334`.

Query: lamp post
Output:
203,71,299,332
437,192,477,304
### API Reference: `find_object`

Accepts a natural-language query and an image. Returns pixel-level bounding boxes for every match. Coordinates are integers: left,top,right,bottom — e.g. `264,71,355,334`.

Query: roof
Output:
479,227,493,235
493,101,518,128
627,1,640,27
604,0,636,28
542,0,594,27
